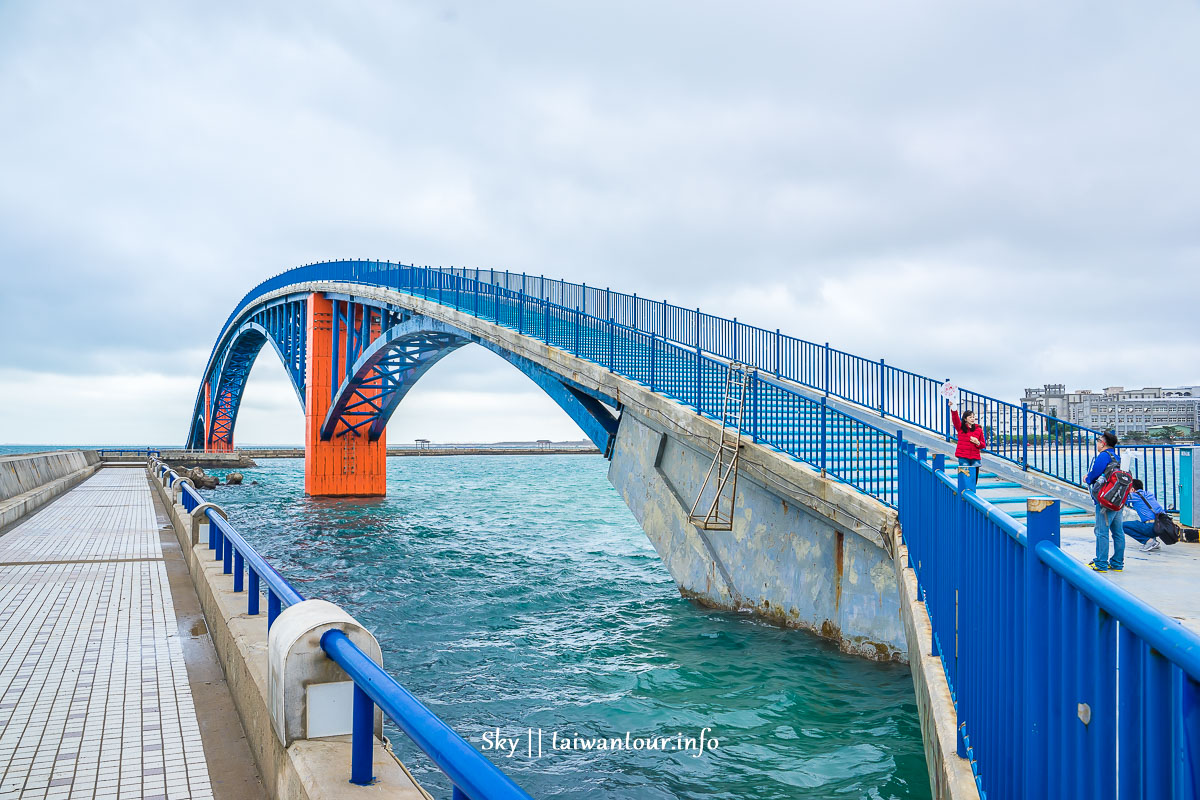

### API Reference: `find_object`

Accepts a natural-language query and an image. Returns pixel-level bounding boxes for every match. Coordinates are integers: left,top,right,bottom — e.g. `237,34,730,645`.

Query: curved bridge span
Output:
189,260,925,661
187,260,1180,662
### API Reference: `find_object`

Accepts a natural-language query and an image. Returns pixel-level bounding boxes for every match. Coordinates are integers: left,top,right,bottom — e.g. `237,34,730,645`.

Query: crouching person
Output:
1124,479,1166,552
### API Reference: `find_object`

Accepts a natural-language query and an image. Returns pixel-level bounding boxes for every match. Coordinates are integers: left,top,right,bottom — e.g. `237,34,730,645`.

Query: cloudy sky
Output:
2,1,1198,446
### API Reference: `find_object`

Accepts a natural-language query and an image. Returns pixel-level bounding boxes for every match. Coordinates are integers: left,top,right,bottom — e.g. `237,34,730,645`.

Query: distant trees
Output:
1045,408,1069,438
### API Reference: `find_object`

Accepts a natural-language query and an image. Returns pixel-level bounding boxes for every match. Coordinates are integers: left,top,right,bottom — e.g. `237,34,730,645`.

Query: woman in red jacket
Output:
947,399,986,482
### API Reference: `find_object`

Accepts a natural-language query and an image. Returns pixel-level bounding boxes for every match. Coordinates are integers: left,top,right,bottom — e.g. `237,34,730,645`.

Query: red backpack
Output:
1095,453,1133,511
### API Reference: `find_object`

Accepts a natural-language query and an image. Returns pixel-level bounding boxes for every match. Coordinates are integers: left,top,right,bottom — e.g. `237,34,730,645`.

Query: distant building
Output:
1021,384,1200,437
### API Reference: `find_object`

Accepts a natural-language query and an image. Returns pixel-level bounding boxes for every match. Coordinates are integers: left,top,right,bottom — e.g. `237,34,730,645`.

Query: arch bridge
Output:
188,260,1181,660
188,260,1199,800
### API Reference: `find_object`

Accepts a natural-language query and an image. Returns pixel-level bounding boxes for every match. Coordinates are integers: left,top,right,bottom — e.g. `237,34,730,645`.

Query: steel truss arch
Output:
186,295,309,450
321,315,621,452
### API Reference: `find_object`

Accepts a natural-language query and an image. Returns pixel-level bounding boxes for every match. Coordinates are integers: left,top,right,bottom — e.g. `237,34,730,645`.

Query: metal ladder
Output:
689,362,753,530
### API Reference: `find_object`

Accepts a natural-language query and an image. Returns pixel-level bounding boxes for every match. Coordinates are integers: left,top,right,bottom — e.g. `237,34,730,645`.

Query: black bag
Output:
1136,491,1179,545
1153,512,1179,545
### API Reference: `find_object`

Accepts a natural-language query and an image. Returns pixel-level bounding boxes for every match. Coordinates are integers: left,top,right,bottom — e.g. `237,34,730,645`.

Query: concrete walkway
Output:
0,468,263,800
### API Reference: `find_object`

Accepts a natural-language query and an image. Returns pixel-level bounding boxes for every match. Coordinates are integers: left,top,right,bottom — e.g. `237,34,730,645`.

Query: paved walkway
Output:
0,469,220,800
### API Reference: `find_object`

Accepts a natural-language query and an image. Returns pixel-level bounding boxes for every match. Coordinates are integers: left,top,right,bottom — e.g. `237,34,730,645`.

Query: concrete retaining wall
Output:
149,472,425,800
0,450,100,531
610,411,906,661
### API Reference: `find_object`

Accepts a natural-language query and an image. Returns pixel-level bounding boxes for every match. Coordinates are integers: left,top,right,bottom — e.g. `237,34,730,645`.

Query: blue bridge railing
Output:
897,445,1200,798
196,259,1184,509
96,448,162,458
156,462,533,798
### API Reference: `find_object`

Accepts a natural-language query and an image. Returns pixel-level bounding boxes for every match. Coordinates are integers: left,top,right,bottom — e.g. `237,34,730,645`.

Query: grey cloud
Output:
2,0,1199,444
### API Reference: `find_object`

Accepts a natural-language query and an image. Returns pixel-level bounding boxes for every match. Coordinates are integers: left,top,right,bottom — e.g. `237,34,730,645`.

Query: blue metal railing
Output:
322,631,533,799
153,463,533,798
97,448,162,457
897,444,1200,798
191,259,1185,509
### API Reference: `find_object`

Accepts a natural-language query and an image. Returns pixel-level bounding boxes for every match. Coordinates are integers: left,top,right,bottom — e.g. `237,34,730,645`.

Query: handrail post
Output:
824,342,830,397
879,359,886,418
1021,402,1029,471
608,318,614,371
820,396,828,476
945,379,953,442
750,372,759,442
248,570,260,615
350,685,375,785
1024,497,1060,800
649,332,657,391
775,329,781,378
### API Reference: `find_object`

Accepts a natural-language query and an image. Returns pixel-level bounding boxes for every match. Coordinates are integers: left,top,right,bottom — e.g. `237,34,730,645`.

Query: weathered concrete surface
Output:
611,411,905,660
892,525,981,800
163,451,259,469
150,470,426,800
0,449,100,530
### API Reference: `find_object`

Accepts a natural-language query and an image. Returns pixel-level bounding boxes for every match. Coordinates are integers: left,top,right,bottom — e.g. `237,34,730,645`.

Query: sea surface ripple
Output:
202,455,929,800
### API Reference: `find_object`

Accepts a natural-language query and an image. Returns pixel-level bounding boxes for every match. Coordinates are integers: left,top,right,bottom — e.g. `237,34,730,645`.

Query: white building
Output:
1021,384,1200,437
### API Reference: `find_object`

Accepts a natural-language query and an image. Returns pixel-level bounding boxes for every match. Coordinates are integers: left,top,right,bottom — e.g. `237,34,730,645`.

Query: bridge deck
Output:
0,468,262,800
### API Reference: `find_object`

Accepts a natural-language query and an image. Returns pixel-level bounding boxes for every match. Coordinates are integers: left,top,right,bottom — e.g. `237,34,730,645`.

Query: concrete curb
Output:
149,471,426,800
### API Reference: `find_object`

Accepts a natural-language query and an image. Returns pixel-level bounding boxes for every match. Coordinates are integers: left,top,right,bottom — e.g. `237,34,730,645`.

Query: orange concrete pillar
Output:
304,293,387,496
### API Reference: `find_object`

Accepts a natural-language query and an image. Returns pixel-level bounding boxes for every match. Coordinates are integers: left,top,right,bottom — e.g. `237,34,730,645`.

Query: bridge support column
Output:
304,293,386,497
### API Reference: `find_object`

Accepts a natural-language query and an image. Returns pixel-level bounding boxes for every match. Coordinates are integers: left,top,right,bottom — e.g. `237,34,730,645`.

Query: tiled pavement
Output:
0,470,213,800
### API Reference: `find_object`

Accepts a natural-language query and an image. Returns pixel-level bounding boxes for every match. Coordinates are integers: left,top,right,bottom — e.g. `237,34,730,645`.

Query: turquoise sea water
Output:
200,455,927,798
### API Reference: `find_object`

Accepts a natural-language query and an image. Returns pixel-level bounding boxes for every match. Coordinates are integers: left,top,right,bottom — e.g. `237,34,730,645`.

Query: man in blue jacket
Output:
1123,479,1166,553
1085,431,1124,572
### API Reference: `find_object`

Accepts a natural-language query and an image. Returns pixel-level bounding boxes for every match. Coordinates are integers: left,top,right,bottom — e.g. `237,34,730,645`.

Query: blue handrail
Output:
164,461,534,796
322,630,535,799
1033,543,1200,678
897,443,1200,797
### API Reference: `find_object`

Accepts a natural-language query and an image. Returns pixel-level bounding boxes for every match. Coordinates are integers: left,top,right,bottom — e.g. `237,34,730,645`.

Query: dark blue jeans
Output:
1094,505,1125,569
1123,520,1156,544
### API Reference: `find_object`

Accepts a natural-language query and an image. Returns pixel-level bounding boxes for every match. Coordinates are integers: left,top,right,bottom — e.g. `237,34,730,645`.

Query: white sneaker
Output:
1142,538,1161,552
